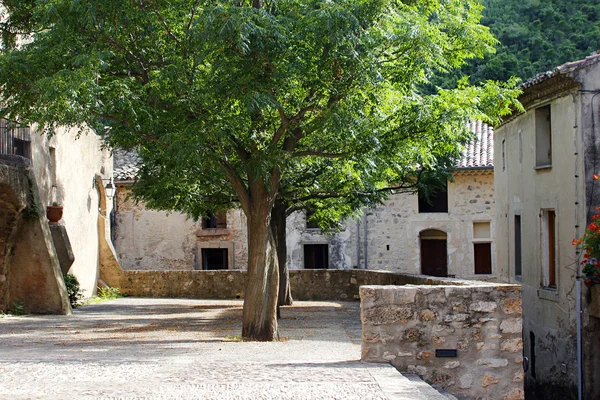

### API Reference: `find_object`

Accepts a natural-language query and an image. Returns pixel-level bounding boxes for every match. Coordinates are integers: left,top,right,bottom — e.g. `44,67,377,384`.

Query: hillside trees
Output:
0,0,519,341
434,0,600,88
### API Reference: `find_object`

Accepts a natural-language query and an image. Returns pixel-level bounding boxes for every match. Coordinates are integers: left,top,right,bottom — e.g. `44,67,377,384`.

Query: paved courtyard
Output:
0,298,446,399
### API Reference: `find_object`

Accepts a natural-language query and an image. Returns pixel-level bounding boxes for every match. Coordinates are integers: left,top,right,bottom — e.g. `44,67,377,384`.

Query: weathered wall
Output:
113,191,249,271
0,157,71,314
286,211,353,269
573,59,600,400
30,126,112,296
361,284,523,400
495,90,584,399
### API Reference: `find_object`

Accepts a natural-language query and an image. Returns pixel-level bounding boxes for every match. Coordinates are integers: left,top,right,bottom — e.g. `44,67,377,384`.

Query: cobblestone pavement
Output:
0,298,444,400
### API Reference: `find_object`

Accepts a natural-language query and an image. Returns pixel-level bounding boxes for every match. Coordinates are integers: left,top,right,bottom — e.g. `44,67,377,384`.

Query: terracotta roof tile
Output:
113,149,141,181
457,121,494,169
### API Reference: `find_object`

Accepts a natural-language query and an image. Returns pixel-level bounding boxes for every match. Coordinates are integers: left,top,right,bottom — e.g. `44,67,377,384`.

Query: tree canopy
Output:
0,0,520,340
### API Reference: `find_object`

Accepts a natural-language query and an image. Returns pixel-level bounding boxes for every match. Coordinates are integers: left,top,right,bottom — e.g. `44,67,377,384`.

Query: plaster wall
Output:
495,93,584,398
114,191,248,271
29,126,112,296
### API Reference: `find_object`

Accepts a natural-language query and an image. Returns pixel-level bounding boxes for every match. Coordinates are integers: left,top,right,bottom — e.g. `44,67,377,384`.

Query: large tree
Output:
0,0,520,340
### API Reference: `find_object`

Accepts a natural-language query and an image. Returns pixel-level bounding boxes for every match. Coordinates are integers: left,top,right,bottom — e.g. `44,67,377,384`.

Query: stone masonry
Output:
361,284,523,400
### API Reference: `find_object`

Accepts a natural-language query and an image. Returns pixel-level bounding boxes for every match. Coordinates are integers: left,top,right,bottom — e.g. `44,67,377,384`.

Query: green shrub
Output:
98,286,121,300
9,302,26,315
63,273,84,308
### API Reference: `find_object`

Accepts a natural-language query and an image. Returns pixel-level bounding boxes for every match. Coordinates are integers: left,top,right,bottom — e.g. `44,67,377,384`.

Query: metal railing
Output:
0,119,31,159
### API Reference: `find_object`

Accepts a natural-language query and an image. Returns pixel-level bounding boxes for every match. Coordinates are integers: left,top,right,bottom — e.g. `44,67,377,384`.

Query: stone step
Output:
365,364,451,400
403,374,455,400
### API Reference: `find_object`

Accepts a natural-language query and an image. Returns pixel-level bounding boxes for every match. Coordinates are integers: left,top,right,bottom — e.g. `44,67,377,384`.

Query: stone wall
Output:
0,157,71,314
100,261,469,300
361,284,523,400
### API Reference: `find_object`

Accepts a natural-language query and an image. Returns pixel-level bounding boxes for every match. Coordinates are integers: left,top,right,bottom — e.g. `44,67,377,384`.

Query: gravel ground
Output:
0,298,443,400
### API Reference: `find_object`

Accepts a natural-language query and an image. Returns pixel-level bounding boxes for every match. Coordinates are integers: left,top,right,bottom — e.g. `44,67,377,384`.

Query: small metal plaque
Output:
435,349,458,358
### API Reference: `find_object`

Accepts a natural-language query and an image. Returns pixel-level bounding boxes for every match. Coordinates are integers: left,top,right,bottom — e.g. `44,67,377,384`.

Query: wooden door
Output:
474,243,492,274
421,239,447,277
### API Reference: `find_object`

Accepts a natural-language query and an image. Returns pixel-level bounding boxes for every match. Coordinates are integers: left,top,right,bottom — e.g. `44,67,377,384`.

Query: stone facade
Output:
114,122,498,281
344,170,497,278
361,284,523,400
495,53,600,399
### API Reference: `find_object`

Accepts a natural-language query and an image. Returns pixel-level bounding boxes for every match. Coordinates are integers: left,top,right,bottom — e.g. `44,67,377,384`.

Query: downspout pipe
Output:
357,218,361,269
365,211,368,270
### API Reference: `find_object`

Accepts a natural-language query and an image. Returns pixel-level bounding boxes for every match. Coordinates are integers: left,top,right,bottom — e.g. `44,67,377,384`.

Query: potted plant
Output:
46,202,63,225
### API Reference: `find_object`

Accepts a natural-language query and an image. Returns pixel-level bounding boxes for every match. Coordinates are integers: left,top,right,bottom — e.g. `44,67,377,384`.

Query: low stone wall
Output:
100,265,470,301
360,284,523,400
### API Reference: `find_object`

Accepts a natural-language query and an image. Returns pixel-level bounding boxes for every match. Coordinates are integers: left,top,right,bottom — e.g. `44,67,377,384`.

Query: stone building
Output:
113,121,498,281
308,120,498,279
0,120,113,313
494,53,600,399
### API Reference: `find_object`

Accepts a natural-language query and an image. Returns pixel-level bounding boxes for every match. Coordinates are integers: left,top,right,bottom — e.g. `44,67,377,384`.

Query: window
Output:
541,209,556,288
305,211,319,229
473,222,492,275
514,215,522,279
0,119,31,159
201,248,228,270
535,105,552,167
202,213,227,229
49,147,57,187
502,139,506,171
304,244,329,269
418,183,448,213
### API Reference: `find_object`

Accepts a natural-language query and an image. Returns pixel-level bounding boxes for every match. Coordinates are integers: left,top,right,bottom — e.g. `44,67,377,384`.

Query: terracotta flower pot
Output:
46,206,63,225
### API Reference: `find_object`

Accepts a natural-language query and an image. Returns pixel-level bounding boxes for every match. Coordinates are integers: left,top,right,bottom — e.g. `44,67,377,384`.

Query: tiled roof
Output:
113,149,141,181
457,121,494,169
113,121,494,181
521,51,600,89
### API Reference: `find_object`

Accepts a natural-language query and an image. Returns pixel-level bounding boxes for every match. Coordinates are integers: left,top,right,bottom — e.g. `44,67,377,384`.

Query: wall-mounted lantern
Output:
94,177,116,199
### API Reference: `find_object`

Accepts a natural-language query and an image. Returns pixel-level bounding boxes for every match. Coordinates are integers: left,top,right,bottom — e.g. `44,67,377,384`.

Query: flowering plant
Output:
574,174,600,286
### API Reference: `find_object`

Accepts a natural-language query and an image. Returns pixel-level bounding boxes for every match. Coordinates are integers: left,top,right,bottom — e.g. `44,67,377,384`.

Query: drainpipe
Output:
357,218,361,269
365,211,369,270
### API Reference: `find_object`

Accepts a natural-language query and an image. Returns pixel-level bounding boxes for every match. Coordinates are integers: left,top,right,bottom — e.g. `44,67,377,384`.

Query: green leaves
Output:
0,0,519,221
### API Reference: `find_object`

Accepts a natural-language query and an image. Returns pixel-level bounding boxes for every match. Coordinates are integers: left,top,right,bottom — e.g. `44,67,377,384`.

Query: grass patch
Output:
85,287,123,305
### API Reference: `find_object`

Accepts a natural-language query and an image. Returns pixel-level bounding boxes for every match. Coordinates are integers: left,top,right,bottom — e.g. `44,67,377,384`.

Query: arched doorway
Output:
420,229,448,277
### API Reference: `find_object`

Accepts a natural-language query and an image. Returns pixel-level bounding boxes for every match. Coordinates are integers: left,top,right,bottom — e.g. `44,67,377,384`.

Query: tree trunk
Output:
271,200,293,315
242,200,279,341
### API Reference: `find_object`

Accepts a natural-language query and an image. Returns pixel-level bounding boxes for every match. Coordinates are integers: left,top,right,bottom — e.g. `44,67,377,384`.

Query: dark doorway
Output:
474,243,492,274
201,248,228,270
304,244,329,269
420,230,447,277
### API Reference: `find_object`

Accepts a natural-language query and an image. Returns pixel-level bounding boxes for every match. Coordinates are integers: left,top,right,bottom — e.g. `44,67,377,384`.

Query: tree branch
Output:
220,159,250,214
